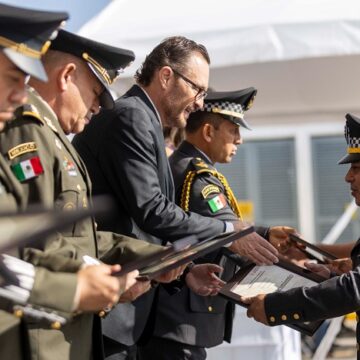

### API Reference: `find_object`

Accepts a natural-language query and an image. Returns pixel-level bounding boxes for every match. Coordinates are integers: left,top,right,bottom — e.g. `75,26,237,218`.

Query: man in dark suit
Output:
73,36,281,359
139,89,297,359
243,113,360,359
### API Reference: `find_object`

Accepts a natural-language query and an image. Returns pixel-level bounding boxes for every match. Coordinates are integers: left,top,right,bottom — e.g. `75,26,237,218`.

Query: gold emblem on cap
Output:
246,95,256,110
211,107,244,120
82,52,112,85
0,36,43,58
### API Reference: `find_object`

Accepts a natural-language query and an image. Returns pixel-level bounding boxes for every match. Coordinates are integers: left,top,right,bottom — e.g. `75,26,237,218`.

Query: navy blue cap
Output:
202,87,257,129
338,113,360,164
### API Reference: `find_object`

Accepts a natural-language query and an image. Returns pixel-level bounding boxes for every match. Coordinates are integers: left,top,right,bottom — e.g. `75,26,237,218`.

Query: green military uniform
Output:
0,86,162,360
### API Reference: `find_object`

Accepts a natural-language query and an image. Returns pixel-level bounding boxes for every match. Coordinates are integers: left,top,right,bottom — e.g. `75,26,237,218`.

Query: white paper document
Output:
231,265,317,297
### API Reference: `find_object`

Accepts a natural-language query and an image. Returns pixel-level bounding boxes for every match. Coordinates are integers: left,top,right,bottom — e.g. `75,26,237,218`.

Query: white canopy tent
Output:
79,0,360,77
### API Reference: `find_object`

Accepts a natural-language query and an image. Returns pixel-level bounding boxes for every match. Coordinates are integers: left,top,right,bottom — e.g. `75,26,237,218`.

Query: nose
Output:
9,87,27,108
345,167,353,183
194,96,204,111
235,128,242,145
91,97,101,115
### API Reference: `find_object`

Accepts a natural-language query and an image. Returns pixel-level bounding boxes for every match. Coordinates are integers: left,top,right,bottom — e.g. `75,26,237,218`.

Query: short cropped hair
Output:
135,36,210,86
186,111,225,133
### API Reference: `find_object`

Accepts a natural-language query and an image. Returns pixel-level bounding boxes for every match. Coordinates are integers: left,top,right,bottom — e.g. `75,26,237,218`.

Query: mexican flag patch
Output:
11,156,44,182
208,194,227,213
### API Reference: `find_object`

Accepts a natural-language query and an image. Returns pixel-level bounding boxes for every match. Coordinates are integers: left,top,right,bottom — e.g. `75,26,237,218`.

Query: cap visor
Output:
338,153,360,164
228,116,252,130
4,48,48,82
87,63,114,109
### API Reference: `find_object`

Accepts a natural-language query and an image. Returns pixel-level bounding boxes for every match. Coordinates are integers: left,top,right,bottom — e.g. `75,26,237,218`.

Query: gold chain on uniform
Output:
180,169,242,219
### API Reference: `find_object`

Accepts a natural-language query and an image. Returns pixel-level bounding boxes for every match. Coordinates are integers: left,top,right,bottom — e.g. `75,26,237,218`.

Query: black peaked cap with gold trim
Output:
201,87,257,130
338,113,360,164
0,3,68,81
50,30,135,109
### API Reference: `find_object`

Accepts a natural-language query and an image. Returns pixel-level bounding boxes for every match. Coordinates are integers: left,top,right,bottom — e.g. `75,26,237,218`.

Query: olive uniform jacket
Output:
264,237,360,359
72,85,226,347
0,86,162,360
0,153,77,360
151,140,268,347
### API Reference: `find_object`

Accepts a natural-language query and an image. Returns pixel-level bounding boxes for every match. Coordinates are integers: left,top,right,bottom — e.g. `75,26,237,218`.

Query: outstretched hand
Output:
229,232,279,265
185,264,225,296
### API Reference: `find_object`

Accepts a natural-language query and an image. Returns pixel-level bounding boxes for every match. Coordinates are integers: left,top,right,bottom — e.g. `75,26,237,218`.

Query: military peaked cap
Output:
338,113,360,164
50,30,135,109
201,87,257,129
0,3,68,81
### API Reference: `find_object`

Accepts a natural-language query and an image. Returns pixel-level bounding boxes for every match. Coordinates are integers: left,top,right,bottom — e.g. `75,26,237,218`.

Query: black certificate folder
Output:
219,259,325,336
139,226,255,280
114,226,255,280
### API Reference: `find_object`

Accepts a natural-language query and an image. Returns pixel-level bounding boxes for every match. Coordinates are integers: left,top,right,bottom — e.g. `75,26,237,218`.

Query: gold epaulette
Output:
180,158,242,219
20,103,44,125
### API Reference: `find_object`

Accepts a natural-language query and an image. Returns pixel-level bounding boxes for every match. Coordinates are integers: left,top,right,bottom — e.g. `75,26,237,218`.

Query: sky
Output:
1,0,110,32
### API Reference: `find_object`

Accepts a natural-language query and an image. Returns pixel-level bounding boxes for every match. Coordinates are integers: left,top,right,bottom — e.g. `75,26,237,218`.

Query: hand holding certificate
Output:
220,260,325,335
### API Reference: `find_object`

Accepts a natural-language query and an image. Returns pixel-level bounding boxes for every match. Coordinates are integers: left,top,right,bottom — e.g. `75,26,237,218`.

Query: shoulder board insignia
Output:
201,184,220,199
21,104,44,125
43,116,58,133
191,157,216,175
8,142,37,160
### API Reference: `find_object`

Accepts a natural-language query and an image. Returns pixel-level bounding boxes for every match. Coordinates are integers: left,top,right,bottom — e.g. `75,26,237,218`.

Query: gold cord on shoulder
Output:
180,168,243,219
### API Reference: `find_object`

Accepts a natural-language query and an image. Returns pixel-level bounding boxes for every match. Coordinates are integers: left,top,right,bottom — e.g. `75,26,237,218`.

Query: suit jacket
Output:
152,141,268,347
0,87,164,359
72,85,225,346
264,237,360,358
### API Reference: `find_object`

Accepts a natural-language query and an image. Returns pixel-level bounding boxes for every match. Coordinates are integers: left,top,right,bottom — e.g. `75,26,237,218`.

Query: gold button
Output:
293,313,300,320
208,306,213,312
13,309,23,318
51,321,61,330
269,316,275,323
281,315,287,321
77,184,81,191
63,202,75,211
98,310,106,318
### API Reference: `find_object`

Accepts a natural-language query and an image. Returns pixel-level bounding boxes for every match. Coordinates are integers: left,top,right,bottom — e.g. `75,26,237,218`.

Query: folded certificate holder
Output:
113,226,255,280
288,234,337,263
219,259,326,336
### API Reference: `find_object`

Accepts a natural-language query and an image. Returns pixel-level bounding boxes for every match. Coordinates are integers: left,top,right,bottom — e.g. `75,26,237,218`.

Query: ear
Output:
57,62,76,92
202,123,215,143
158,66,172,90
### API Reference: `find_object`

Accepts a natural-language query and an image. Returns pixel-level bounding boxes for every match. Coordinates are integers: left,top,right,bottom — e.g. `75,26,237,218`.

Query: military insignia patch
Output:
8,142,37,160
63,157,77,176
11,156,44,182
207,194,227,213
201,184,220,199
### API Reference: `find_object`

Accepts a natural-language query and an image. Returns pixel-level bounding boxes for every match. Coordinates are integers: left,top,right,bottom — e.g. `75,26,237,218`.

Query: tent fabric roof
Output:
79,0,360,76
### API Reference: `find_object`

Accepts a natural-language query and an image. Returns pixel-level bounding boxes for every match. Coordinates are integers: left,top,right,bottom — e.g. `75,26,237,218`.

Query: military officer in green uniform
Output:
0,5,71,360
0,27,170,360
243,113,360,359
140,89,296,359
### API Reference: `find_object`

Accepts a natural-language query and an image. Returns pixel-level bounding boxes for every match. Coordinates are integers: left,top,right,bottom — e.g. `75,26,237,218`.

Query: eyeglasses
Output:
171,67,207,101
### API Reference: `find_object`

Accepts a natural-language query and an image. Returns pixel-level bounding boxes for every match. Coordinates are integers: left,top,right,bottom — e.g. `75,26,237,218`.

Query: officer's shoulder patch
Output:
191,157,214,174
8,142,38,160
20,104,44,125
201,184,220,199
